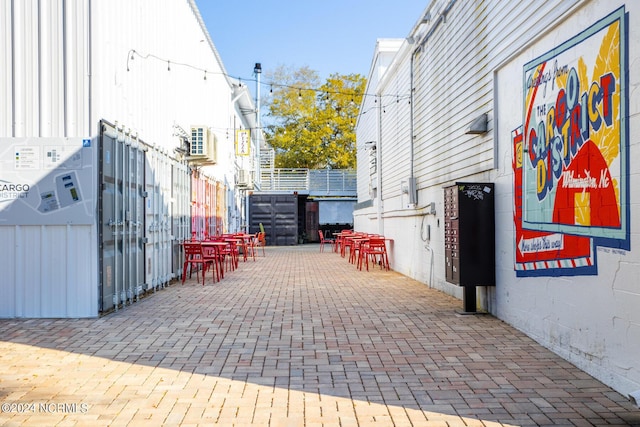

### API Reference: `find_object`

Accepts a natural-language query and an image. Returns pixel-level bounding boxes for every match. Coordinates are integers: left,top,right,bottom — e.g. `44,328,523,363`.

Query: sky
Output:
194,1,429,83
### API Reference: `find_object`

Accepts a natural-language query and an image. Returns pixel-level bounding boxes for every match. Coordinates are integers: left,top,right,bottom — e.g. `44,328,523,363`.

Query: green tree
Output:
264,66,365,169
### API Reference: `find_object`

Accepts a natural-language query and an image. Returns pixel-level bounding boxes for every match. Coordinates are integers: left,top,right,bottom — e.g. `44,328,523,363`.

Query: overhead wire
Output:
127,48,410,142
126,48,411,103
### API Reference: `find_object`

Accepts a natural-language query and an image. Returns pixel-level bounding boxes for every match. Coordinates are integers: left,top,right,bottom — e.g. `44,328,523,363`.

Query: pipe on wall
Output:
376,94,383,236
408,0,458,205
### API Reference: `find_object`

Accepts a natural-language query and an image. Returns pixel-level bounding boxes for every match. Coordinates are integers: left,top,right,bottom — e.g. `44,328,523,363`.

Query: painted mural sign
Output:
514,7,629,276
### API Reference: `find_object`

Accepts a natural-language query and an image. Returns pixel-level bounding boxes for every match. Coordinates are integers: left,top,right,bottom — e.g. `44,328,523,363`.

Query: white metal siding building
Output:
0,0,260,317
355,0,640,398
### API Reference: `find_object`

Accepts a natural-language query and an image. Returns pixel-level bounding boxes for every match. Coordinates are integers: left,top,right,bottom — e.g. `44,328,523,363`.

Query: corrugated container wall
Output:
0,0,239,317
1,0,90,137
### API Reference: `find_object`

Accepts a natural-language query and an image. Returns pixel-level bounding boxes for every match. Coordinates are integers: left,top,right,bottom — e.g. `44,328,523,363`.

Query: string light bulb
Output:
122,48,409,101
126,49,135,71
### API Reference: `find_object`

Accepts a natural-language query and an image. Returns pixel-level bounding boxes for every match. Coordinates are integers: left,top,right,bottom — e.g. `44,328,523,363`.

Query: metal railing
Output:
260,169,308,191
259,168,356,195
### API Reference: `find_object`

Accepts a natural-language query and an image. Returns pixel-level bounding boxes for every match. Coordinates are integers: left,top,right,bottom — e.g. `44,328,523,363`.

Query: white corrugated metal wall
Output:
0,0,242,317
90,0,231,151
0,223,96,318
0,0,95,317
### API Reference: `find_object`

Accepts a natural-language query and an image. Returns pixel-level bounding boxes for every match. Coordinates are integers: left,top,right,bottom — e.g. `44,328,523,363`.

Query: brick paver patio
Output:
1,245,638,426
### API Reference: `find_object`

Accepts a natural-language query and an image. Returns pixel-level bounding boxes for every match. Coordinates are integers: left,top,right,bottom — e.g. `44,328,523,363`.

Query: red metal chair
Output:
208,236,236,272
343,232,366,260
338,230,355,257
182,242,207,285
222,238,240,270
201,243,223,283
245,236,256,261
359,237,390,271
236,233,255,261
253,232,266,256
349,236,369,265
318,230,336,252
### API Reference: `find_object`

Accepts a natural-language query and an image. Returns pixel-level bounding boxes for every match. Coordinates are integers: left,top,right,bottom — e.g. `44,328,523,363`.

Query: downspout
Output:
230,85,252,232
409,0,457,204
251,64,261,231
376,94,383,236
416,0,457,51
255,63,261,190
409,48,418,198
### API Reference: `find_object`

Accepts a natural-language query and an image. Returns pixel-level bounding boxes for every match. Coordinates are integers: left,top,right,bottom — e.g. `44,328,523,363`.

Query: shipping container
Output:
0,0,261,317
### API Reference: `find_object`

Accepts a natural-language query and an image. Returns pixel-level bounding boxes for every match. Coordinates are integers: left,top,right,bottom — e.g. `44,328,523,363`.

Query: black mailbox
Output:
444,182,495,313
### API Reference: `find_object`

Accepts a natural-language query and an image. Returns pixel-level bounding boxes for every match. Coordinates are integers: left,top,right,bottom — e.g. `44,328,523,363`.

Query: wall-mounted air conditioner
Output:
237,169,253,189
187,126,217,165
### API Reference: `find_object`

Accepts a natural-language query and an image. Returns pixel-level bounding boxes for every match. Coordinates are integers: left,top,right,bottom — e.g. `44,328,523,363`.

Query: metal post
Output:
114,125,120,311
133,136,140,302
124,130,131,305
253,63,262,231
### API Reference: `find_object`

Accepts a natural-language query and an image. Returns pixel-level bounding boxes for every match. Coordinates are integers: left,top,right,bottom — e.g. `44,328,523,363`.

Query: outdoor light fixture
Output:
364,141,376,149
126,49,136,71
630,390,640,408
465,113,488,134
254,62,262,74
